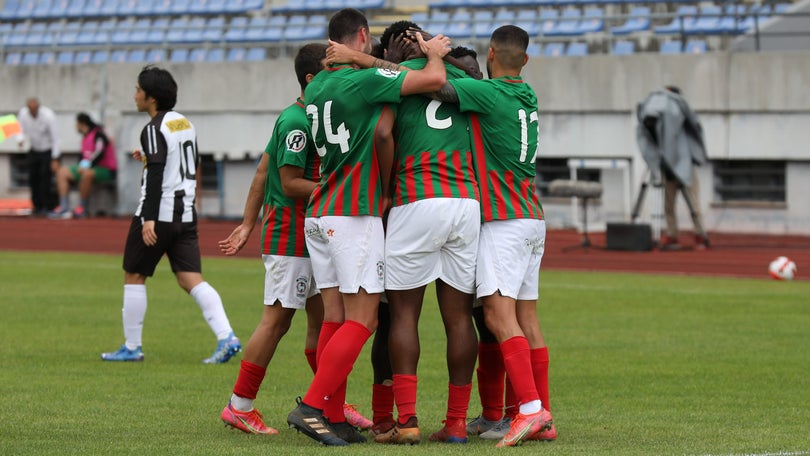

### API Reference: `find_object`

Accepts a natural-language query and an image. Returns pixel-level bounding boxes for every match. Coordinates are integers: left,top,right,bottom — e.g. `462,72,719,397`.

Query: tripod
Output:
632,169,707,248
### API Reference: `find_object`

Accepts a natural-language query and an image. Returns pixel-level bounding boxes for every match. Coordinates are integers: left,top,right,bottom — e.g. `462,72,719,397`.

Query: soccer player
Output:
216,43,328,436
433,25,554,447
101,66,241,364
285,8,451,447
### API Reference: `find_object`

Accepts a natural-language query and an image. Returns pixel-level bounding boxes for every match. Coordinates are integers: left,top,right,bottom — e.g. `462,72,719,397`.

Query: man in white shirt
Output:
18,97,60,216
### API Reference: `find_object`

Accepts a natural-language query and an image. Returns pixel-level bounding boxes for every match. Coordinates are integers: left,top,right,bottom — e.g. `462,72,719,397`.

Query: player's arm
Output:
140,127,168,246
279,165,316,199
219,154,268,256
374,105,396,210
434,82,460,104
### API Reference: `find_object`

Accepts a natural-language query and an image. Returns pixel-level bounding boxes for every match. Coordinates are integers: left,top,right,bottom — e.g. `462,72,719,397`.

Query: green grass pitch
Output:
0,251,808,455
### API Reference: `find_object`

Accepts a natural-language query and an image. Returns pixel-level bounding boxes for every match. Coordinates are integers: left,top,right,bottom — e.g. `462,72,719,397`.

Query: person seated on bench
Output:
50,113,117,219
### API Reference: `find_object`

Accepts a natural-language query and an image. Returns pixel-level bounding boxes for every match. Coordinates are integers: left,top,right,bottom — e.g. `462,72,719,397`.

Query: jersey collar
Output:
499,75,524,83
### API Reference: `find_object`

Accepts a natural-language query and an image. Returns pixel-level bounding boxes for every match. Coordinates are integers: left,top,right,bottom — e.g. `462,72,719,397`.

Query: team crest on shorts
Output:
376,68,401,79
376,261,385,282
285,129,307,153
295,276,308,298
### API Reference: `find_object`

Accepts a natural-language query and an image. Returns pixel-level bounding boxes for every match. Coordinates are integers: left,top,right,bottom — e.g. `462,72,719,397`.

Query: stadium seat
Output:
75,50,93,63
577,7,604,34
246,47,266,61
128,18,154,44
203,17,226,42
244,16,270,42
411,11,429,25
56,50,74,64
684,39,707,54
774,3,791,14
429,11,451,34
206,48,225,61
111,18,135,44
39,51,56,64
283,15,311,41
171,0,191,15
22,52,40,65
206,0,227,14
513,9,538,36
611,7,650,36
548,8,582,37
57,21,81,46
184,17,206,42
5,52,23,65
538,9,558,36
25,23,53,47
654,6,698,35
446,10,473,38
170,48,190,62
544,42,565,57
612,40,635,55
151,0,172,15
472,10,494,38
1,0,20,20
188,47,207,62
133,0,158,16
16,0,36,19
166,17,189,42
109,49,127,63
127,49,147,62
526,42,542,57
492,9,516,29
737,4,771,33
118,0,139,16
689,5,723,34
5,22,29,47
32,0,53,19
65,0,86,17
225,0,263,14
74,20,98,45
566,42,588,56
91,50,109,63
659,40,682,54
49,0,69,17
227,47,247,61
718,4,746,34
97,0,118,16
94,18,116,45
147,49,167,62
224,16,248,41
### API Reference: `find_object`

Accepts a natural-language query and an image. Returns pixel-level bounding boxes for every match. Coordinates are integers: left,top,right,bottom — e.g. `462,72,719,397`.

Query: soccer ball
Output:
768,256,797,281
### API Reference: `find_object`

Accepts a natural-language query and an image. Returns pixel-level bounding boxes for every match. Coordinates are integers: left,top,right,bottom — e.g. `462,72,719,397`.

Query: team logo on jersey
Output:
376,261,385,281
295,276,308,298
285,129,307,153
165,118,191,132
376,68,401,79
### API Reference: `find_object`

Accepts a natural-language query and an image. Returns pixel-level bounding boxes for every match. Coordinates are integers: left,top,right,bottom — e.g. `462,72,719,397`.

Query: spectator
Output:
17,97,60,216
50,113,117,219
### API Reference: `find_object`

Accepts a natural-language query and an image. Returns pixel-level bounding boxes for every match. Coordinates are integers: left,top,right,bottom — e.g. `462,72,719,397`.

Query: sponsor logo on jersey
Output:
376,261,385,281
376,68,401,79
285,129,307,153
295,276,308,298
165,118,191,133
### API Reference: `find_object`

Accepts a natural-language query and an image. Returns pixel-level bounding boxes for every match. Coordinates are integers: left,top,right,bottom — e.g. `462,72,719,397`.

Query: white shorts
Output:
262,254,319,310
476,218,546,300
385,198,480,293
305,215,385,294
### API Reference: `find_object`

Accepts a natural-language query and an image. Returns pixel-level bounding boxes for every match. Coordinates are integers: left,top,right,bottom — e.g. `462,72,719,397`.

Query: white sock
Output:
190,281,233,340
230,393,254,412
122,284,147,350
519,399,542,415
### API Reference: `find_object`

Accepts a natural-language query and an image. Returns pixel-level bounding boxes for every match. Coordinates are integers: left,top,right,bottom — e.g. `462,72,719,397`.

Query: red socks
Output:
232,360,266,400
446,382,472,421
392,374,417,424
304,348,317,374
531,346,550,411
316,321,341,367
504,376,518,418
500,336,539,407
372,382,394,424
303,320,371,411
477,342,505,421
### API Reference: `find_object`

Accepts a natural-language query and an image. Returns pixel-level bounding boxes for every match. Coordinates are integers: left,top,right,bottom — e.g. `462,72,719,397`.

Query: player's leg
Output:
73,167,97,217
369,298,395,435
468,304,507,436
50,165,75,217
662,172,680,244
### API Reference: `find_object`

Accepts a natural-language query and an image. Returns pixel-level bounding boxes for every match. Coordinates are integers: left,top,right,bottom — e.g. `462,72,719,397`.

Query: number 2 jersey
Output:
136,110,198,223
304,65,406,217
449,76,544,222
261,98,320,257
392,59,479,206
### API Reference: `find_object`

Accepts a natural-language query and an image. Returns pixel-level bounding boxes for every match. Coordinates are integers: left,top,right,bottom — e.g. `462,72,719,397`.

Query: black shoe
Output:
332,421,367,443
287,397,348,446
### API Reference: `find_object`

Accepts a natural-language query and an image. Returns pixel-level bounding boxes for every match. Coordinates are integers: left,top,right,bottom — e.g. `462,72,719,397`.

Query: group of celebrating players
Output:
217,7,555,448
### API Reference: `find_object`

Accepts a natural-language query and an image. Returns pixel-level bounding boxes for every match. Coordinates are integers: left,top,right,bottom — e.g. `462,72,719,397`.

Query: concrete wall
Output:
2,51,809,233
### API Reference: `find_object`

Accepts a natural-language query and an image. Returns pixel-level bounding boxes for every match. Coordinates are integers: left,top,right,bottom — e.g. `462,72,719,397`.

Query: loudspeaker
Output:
606,223,653,251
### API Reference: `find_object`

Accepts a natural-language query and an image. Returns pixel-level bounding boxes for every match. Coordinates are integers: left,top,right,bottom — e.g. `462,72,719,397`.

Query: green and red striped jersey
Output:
392,60,479,206
449,76,544,222
260,98,320,257
304,65,406,217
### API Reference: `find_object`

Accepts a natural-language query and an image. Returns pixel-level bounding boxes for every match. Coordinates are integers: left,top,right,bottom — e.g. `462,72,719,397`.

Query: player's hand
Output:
79,159,92,169
142,220,157,246
386,33,416,64
218,224,251,256
417,33,451,59
326,40,359,65
131,149,145,163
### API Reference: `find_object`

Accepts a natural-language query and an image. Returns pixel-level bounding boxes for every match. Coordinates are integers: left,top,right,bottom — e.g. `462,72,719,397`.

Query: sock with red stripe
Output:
500,336,540,408
476,342,505,421
372,382,394,424
303,320,371,410
392,374,418,424
531,346,551,411
446,382,472,421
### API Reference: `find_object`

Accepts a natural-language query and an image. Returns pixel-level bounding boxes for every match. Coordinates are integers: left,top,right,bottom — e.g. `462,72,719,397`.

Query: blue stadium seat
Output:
566,42,588,56
75,20,98,45
225,0,262,14
547,8,582,36
526,42,541,57
134,0,157,16
612,40,634,55
166,17,188,42
659,40,682,54
577,7,604,34
57,21,81,45
284,14,322,41
171,0,191,15
184,17,207,42
49,0,69,17
224,16,248,42
244,16,270,42
538,9,558,36
118,0,138,16
206,0,227,14
65,0,86,17
227,47,247,61
92,50,109,63
57,50,74,64
684,39,707,53
75,50,92,63
5,52,23,65
429,10,451,33
203,17,225,42
32,0,54,19
246,47,266,61
127,49,147,62
5,23,30,47
93,18,116,45
170,48,190,62
1,0,21,20
514,8,539,36
544,42,565,57
189,48,207,62
689,5,722,34
16,0,36,19
446,10,473,38
128,18,153,44
411,11,429,25
97,0,118,17
109,49,127,62
22,52,40,65
111,18,135,44
265,14,287,41
206,48,225,61
146,49,166,62
654,6,698,35
718,4,746,34
611,7,650,36
146,18,168,44
493,9,516,29
25,23,54,46
774,3,791,14
472,10,494,38
39,51,56,64
737,4,771,33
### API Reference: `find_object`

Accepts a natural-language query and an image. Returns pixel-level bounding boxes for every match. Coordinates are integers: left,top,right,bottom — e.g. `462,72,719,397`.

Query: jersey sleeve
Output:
353,68,406,105
140,122,168,165
273,117,310,170
449,78,497,114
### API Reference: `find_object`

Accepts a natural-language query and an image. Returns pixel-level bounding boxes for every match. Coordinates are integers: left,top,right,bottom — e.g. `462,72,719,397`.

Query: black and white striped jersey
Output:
135,111,198,223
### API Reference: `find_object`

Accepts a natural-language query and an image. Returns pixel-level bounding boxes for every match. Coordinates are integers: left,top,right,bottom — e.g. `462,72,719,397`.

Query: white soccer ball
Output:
768,256,797,281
